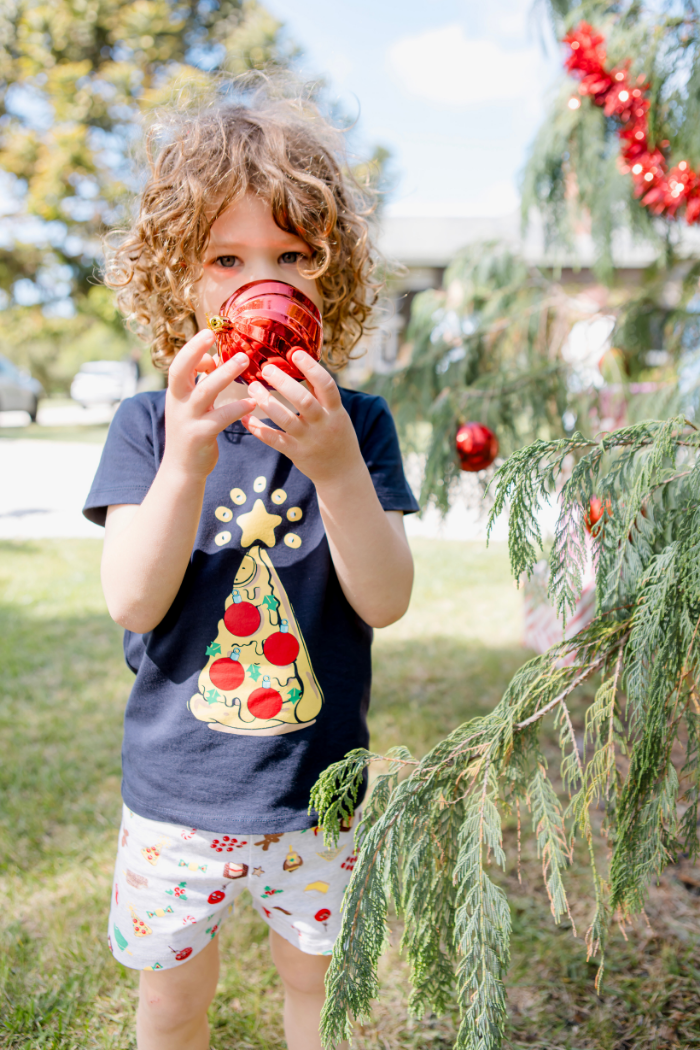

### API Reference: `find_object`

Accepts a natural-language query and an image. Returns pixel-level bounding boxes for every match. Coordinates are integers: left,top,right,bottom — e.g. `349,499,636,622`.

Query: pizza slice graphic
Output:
189,544,323,736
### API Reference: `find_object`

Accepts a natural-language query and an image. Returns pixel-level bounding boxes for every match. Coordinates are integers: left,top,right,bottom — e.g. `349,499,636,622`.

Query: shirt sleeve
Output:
351,393,420,514
82,394,162,526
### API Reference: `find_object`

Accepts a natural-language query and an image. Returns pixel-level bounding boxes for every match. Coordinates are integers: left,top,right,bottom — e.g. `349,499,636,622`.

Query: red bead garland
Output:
563,22,700,223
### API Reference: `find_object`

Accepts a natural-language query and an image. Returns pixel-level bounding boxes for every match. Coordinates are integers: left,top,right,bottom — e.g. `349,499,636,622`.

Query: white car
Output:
70,360,138,407
0,355,44,420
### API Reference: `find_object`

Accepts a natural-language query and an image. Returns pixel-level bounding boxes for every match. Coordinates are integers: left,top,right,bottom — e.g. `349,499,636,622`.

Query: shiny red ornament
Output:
455,422,499,472
563,20,700,225
584,496,612,534
207,279,323,386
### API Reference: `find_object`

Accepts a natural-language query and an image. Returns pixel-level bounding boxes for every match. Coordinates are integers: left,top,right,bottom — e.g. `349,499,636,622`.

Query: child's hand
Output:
163,330,255,480
243,350,362,487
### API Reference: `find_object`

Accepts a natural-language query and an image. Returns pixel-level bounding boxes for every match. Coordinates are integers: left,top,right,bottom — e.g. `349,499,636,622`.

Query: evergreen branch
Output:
321,784,414,1047
317,417,700,1047
530,765,575,930
454,364,563,403
516,649,609,729
453,760,511,1050
310,748,378,848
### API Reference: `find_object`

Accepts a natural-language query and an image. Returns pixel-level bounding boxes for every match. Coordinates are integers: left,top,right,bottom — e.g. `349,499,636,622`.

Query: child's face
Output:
193,193,322,331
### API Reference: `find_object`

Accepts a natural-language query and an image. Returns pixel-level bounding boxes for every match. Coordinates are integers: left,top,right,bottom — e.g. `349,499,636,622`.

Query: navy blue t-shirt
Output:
84,388,418,833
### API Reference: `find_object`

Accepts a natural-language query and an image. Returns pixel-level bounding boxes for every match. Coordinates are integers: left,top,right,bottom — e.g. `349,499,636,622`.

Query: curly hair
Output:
104,92,379,372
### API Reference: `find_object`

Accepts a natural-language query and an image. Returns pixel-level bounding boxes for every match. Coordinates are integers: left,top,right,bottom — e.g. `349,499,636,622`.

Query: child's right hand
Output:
163,330,255,480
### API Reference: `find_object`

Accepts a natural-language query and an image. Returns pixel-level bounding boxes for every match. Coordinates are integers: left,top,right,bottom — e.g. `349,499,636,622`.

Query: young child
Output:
84,96,418,1050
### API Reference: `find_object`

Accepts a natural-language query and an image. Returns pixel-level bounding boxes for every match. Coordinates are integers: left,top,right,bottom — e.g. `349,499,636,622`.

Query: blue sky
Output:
264,0,563,216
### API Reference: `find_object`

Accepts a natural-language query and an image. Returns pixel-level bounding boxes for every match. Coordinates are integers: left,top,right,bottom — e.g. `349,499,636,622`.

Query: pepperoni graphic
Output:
224,593,261,636
209,657,245,690
264,632,300,666
248,687,283,720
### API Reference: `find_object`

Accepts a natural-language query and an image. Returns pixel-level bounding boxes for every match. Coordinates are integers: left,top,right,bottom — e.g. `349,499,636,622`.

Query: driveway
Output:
0,437,105,539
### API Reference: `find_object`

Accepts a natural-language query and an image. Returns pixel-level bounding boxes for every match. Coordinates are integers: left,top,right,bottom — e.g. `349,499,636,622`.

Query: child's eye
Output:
279,251,305,265
216,255,240,268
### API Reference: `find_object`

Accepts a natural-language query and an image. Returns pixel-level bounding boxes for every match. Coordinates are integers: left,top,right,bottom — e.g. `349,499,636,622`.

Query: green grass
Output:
0,538,698,1048
0,424,110,443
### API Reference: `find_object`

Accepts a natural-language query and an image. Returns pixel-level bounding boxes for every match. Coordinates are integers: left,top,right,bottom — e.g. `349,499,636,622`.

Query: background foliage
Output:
333,1,700,1047
0,0,295,391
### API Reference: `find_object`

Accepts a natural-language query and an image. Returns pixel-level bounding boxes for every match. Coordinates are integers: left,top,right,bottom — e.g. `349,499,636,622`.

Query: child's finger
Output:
289,350,341,410
168,330,217,395
190,352,250,410
242,414,293,454
257,362,323,422
247,381,304,436
195,354,217,375
205,397,257,433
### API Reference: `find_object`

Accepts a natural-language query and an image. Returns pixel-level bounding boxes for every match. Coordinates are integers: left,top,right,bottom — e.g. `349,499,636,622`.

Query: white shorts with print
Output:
108,805,359,971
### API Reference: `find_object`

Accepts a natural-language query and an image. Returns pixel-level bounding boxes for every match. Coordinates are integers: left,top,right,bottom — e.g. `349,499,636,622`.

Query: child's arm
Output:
101,333,255,633
243,352,414,629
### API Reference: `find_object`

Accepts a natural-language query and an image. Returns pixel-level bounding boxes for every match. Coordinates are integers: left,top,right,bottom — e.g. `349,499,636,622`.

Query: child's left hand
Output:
243,350,363,487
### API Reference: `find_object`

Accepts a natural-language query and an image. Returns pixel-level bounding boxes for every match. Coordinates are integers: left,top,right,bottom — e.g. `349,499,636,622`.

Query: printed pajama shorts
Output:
108,804,359,971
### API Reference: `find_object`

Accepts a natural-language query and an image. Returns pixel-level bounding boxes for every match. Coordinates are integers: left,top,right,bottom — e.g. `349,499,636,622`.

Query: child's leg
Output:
269,929,348,1050
136,937,219,1050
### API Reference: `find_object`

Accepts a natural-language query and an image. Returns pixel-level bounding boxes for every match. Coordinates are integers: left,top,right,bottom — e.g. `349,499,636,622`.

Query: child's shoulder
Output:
338,386,394,431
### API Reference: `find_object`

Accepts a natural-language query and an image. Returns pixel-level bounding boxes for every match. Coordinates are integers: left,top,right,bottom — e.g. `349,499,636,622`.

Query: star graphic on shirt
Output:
252,867,264,877
236,499,282,548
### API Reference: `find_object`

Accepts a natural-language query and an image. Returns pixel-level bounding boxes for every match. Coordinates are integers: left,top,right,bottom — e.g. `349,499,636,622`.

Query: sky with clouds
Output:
263,0,564,217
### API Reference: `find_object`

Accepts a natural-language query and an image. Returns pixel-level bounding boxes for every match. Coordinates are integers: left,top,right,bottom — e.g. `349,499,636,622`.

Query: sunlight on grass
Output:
0,538,699,1049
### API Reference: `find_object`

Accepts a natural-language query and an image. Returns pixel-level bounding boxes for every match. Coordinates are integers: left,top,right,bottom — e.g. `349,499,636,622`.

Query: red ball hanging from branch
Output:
455,423,499,472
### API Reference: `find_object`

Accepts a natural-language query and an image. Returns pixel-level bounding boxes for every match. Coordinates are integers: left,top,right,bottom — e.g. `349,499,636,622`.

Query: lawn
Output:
0,538,698,1049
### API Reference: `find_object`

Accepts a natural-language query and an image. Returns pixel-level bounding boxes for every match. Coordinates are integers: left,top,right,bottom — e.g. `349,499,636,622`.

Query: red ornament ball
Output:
207,279,323,387
224,596,261,636
209,657,245,691
263,631,300,666
455,423,499,472
584,496,612,534
314,908,331,922
248,686,283,720
208,889,226,904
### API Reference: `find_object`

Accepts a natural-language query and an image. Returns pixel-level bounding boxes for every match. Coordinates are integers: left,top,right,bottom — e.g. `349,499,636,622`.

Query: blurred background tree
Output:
0,0,297,392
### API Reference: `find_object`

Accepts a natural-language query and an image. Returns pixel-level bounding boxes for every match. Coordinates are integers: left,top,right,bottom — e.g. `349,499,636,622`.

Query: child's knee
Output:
270,929,330,997
138,943,218,1030
139,987,207,1033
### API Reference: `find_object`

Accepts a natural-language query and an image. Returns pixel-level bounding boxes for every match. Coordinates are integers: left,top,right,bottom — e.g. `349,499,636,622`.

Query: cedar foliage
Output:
313,418,700,1049
378,239,700,512
524,0,700,276
313,2,700,1047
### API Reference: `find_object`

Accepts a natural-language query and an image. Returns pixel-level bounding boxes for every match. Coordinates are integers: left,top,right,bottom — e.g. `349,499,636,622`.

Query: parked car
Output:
0,355,44,420
70,360,138,407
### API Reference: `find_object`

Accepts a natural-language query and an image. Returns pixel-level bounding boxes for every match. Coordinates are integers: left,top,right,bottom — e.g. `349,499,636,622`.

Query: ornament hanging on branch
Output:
455,422,499,472
584,495,612,534
563,22,700,223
